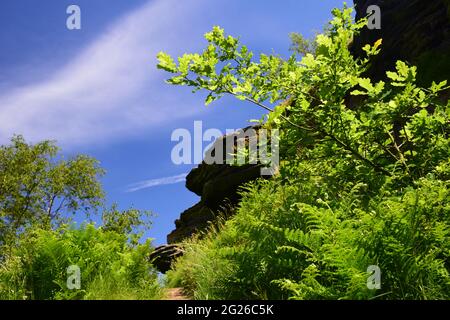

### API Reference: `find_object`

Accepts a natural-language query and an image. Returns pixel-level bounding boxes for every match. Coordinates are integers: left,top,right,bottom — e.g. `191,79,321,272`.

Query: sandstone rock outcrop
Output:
167,201,216,244
149,244,184,273
150,127,267,272
167,126,265,244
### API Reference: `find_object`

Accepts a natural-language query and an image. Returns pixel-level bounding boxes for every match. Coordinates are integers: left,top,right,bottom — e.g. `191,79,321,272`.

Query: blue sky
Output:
0,0,345,245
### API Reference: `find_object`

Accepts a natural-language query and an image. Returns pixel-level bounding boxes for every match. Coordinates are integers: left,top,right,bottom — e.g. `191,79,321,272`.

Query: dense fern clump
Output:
162,6,449,300
0,224,162,300
168,177,449,300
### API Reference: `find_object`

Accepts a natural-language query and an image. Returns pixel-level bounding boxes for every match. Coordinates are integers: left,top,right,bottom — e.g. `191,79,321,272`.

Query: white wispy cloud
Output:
126,173,188,192
0,0,209,147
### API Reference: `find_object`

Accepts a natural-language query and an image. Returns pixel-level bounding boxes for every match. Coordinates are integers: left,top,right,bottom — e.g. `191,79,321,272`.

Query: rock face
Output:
185,163,264,210
150,127,267,273
352,0,450,86
149,245,184,273
167,126,265,244
167,201,216,244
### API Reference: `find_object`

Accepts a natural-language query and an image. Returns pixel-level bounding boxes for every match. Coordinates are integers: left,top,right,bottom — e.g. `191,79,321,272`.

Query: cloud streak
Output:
126,173,188,192
0,0,208,147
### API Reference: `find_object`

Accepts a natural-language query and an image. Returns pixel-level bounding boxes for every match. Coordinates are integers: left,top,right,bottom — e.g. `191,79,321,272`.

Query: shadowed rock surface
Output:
352,0,450,86
149,244,184,273
167,126,265,244
167,201,216,244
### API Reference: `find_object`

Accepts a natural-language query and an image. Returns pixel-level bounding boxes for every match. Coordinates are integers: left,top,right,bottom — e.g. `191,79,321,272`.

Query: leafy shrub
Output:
168,177,449,300
163,5,449,300
0,224,162,300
